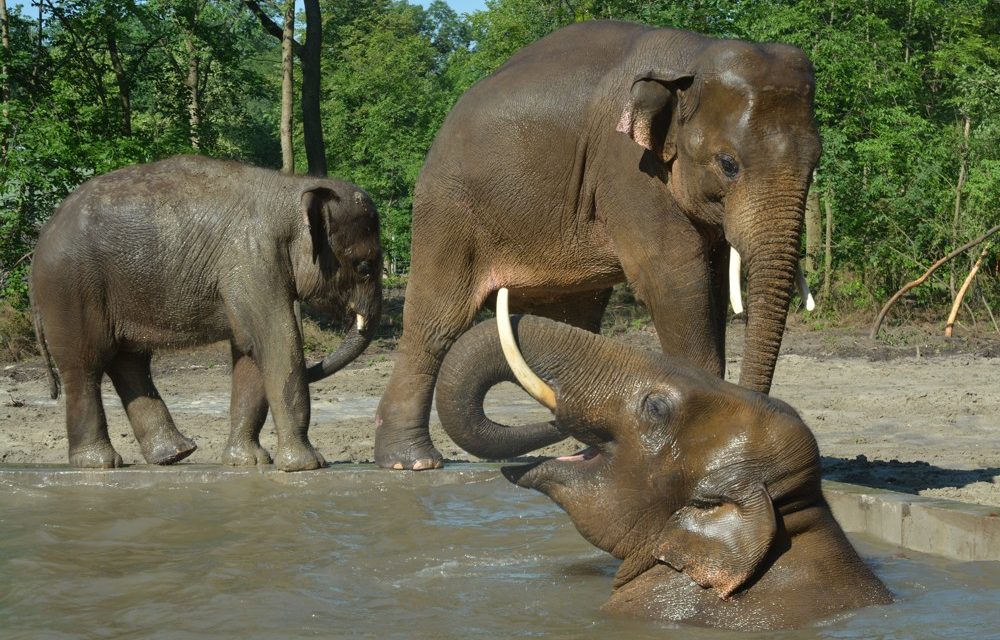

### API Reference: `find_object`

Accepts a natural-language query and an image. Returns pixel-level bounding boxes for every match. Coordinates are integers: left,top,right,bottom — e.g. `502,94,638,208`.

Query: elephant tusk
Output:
794,262,816,311
496,288,557,412
730,248,815,312
356,314,366,332
729,246,744,315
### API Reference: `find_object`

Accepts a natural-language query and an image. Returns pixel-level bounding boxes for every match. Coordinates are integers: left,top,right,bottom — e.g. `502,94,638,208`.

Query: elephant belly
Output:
477,241,625,303
112,295,231,351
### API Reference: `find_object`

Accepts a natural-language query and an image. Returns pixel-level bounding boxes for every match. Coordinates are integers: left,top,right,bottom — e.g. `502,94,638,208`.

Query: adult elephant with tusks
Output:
30,155,382,471
376,20,822,470
434,290,892,630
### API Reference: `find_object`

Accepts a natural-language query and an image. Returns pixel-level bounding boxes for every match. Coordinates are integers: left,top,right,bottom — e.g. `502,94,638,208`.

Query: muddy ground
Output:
2,311,999,507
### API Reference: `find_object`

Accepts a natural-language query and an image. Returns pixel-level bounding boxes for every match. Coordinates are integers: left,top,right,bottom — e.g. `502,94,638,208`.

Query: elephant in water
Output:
30,155,382,471
434,290,891,630
376,20,822,470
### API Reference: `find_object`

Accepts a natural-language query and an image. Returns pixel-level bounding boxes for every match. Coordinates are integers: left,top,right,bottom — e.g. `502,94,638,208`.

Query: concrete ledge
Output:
2,464,998,562
0,462,498,488
824,480,1000,562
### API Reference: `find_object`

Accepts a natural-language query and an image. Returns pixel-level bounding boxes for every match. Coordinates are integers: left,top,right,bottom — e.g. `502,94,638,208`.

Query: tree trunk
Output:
242,0,326,175
804,173,821,274
106,26,132,137
1,0,10,160
31,0,42,92
300,0,326,176
280,0,294,174
185,31,201,150
822,188,833,301
949,114,971,298
1,0,10,99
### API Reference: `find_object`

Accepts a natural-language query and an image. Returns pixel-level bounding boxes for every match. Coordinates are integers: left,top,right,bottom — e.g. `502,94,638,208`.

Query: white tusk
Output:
729,246,744,315
795,262,816,311
356,314,366,332
496,288,557,411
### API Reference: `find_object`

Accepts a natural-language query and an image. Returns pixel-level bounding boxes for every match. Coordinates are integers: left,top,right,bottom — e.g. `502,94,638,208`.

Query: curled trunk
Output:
306,283,381,382
436,317,568,460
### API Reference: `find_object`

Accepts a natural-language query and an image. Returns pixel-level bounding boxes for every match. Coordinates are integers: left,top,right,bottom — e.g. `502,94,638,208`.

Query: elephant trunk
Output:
306,281,382,383
734,196,804,394
435,316,568,459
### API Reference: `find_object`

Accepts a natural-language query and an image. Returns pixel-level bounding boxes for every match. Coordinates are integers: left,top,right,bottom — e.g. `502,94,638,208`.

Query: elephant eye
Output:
717,154,739,178
643,393,673,422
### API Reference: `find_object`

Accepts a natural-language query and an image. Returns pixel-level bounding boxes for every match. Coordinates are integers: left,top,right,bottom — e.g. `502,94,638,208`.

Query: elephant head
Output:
294,182,383,382
436,297,890,629
618,38,821,393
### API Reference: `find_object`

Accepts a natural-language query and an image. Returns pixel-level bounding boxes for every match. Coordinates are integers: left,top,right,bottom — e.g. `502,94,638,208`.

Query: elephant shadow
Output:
821,455,1000,494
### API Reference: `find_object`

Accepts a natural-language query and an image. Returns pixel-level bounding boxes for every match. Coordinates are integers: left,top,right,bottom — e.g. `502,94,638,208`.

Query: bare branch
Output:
870,224,1000,339
945,244,989,337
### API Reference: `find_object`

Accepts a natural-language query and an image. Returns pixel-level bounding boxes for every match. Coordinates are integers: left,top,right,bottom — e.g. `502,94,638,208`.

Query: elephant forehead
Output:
707,39,813,84
673,397,763,462
701,76,812,125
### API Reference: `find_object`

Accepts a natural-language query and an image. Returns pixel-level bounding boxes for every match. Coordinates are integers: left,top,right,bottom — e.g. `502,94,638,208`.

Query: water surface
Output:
1,467,997,639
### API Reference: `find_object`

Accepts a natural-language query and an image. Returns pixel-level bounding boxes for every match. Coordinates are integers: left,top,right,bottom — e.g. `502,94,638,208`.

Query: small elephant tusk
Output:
356,314,366,332
794,262,816,311
496,288,557,412
729,246,744,315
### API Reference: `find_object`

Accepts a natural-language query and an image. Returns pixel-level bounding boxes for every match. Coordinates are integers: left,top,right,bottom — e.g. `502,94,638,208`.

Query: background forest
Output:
1,0,997,346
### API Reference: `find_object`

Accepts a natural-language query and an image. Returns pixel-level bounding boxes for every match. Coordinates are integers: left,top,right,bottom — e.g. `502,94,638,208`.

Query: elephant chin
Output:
500,459,545,488
501,444,605,492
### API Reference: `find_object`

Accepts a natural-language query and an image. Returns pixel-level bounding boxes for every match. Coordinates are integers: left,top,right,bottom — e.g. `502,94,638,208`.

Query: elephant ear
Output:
616,70,693,162
654,483,777,600
300,186,340,263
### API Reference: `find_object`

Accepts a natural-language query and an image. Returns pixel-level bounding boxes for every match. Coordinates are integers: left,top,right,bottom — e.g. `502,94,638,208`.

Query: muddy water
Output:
1,467,998,639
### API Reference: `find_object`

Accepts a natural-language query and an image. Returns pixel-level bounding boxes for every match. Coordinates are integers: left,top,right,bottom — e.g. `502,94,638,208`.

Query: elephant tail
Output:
29,288,61,400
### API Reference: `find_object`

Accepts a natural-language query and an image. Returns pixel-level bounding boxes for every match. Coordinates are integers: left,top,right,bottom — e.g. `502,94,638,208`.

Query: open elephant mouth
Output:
501,441,608,489
490,287,619,490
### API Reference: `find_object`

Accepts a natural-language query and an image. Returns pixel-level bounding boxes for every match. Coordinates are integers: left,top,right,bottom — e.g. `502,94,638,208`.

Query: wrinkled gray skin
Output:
376,20,821,470
436,316,892,630
30,155,382,471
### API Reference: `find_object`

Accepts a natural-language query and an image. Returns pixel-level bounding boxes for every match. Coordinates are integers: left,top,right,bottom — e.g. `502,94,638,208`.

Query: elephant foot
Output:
69,442,124,469
139,430,198,466
273,442,326,472
374,434,444,471
222,440,273,466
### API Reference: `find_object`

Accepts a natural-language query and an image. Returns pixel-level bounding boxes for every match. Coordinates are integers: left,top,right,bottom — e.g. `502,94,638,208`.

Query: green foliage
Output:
320,1,465,272
1,0,997,326
0,0,279,309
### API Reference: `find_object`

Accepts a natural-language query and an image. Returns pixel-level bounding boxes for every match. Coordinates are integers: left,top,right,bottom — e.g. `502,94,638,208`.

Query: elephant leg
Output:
107,351,197,465
223,345,272,466
243,311,325,472
61,365,122,468
375,272,483,470
611,217,724,378
707,240,731,373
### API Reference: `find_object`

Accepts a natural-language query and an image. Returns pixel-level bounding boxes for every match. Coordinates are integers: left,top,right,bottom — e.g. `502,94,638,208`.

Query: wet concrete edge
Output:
823,480,1000,562
2,464,998,562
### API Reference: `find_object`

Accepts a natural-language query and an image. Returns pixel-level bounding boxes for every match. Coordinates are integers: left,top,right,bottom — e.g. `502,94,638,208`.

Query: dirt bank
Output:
3,317,999,506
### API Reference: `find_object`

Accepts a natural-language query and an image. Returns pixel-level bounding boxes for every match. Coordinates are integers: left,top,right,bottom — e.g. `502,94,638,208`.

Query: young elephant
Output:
435,292,891,630
30,155,382,471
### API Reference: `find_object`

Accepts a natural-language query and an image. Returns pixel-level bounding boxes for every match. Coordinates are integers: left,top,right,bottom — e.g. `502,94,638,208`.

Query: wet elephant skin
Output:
30,155,382,471
376,20,821,470
436,316,892,630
